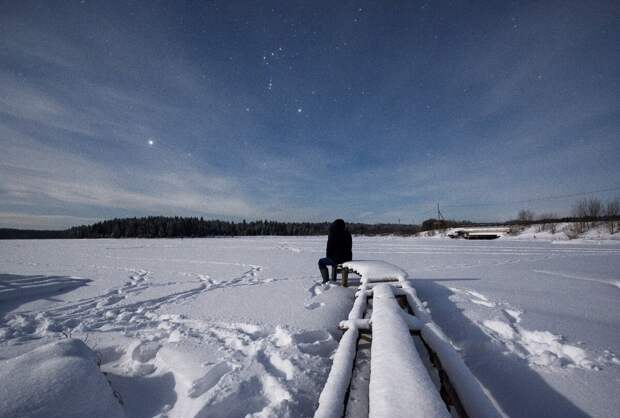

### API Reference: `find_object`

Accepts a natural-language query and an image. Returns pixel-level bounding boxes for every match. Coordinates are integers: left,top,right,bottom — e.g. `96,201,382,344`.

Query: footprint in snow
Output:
464,289,496,308
131,340,161,363
308,283,323,298
449,287,496,308
308,281,333,298
124,340,162,376
304,301,325,310
96,294,125,307
189,361,233,398
199,274,220,286
294,330,337,357
270,326,293,347
471,298,496,308
234,323,268,340
503,308,522,323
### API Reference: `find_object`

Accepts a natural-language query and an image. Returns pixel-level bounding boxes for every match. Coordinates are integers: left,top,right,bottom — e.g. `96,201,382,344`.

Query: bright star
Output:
148,139,154,146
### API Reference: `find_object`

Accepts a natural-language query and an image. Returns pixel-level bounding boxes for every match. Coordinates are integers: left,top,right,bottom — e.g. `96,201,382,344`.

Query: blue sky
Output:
1,0,619,229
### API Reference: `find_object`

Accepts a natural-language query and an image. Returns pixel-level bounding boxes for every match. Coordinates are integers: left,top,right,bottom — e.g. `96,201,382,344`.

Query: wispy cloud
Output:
1,1,618,228
1,127,257,214
0,212,99,230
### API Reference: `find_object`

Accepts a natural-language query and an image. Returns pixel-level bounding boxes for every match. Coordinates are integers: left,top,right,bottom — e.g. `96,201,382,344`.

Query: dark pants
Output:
318,257,338,282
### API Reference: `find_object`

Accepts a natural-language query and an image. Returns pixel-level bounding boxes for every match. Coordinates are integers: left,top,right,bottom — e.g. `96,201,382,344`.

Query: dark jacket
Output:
326,219,352,264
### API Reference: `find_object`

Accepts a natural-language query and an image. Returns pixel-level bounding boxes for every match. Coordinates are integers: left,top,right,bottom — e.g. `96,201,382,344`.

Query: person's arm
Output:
346,232,353,261
326,233,334,259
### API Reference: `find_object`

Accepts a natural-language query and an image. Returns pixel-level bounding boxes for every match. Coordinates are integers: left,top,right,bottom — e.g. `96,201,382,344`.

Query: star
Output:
297,108,303,113
148,139,154,146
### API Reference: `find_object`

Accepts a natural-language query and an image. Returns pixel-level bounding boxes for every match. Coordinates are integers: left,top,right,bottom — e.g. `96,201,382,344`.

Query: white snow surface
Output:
1,236,620,417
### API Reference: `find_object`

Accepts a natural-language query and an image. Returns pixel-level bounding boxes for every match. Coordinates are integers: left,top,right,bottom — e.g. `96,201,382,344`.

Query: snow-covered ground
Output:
1,236,619,417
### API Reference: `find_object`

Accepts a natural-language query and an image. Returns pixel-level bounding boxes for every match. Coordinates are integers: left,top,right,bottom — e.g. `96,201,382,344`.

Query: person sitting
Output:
318,219,352,283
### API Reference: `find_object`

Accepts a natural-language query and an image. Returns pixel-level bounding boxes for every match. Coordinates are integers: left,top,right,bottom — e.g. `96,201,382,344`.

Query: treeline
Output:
417,197,620,234
68,217,329,238
0,229,70,239
511,197,620,234
0,216,421,239
4,196,617,239
513,197,620,223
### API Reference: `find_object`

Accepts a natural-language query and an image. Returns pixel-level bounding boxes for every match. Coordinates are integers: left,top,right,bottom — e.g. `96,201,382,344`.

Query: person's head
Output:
332,219,346,230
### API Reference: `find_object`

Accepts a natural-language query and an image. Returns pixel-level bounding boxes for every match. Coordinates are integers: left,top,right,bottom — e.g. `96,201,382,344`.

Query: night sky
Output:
1,0,619,229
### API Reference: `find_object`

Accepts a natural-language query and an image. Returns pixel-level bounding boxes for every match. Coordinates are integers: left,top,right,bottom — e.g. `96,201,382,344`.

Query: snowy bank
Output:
419,222,620,242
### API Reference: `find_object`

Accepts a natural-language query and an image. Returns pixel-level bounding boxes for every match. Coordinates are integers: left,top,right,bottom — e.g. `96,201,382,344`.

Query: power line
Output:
415,185,620,218
442,185,620,209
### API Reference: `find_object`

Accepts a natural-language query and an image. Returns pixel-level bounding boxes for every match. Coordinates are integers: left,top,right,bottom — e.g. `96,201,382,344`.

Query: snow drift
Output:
0,338,124,418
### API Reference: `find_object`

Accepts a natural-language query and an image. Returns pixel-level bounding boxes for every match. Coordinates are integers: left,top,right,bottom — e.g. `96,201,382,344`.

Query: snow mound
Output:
0,338,124,418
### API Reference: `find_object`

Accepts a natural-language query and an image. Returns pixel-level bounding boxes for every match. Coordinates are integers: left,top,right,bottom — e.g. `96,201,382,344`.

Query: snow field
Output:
0,238,352,417
1,236,619,417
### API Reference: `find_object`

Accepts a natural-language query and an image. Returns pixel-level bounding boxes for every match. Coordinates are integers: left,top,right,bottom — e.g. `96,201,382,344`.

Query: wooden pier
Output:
315,261,501,418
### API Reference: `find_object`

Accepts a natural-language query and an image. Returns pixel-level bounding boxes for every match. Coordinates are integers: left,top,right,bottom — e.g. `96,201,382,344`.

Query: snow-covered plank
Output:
369,284,450,418
341,260,408,283
315,326,360,418
419,323,503,418
398,283,502,418
349,281,369,320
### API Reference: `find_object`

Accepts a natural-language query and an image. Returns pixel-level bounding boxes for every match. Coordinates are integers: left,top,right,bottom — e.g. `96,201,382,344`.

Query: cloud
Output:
0,212,99,230
0,12,268,229
0,122,259,227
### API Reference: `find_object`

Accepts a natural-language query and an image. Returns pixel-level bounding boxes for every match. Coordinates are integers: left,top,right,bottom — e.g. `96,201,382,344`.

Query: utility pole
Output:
437,203,444,221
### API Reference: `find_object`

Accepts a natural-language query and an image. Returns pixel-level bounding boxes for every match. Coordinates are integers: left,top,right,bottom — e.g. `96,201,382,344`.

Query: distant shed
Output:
447,227,510,240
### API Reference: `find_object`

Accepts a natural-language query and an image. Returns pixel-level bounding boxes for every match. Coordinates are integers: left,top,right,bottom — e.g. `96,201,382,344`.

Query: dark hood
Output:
330,219,346,232
326,218,352,263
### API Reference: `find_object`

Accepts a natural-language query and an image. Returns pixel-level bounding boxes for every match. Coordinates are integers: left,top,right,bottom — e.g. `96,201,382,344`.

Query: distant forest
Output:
0,217,422,239
2,196,618,240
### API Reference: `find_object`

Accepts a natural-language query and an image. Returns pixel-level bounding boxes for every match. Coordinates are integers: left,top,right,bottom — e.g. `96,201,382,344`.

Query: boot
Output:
320,266,330,283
